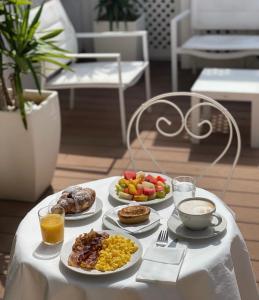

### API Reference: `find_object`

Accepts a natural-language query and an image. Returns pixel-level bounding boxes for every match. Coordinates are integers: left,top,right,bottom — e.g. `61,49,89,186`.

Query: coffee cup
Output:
176,197,222,230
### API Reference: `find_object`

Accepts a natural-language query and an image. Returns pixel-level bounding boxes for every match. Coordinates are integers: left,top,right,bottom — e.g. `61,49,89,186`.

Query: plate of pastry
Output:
103,205,161,234
109,171,173,205
51,185,103,220
60,229,143,275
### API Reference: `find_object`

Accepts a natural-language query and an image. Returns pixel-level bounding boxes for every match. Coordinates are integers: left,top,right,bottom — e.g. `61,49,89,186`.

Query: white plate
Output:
102,205,161,234
50,196,103,221
60,230,143,275
109,173,173,205
167,212,227,240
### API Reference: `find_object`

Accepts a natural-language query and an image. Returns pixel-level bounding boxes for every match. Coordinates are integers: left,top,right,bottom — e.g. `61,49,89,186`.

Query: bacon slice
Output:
68,230,109,270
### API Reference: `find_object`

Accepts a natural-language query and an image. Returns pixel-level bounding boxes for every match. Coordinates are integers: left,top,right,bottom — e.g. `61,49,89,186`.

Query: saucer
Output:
167,212,227,240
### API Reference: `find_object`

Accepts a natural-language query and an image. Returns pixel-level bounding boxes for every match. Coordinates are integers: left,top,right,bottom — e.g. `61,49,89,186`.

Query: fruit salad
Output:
115,171,171,201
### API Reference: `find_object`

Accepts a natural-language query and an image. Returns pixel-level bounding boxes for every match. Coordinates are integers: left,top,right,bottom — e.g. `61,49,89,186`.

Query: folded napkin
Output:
105,206,160,233
136,245,186,284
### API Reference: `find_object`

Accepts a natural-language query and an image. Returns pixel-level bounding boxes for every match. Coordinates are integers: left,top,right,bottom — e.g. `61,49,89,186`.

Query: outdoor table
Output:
190,68,259,148
4,177,259,300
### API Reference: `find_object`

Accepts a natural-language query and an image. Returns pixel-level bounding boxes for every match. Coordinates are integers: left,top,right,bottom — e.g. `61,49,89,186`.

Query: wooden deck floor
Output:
1,62,259,297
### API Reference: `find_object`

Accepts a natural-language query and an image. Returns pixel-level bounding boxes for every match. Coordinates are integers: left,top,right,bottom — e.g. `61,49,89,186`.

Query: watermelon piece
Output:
143,187,156,195
145,175,158,185
157,175,166,183
136,188,144,195
124,170,136,180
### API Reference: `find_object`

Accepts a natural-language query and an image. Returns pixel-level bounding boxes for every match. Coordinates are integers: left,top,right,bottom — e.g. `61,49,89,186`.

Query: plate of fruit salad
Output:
109,171,173,205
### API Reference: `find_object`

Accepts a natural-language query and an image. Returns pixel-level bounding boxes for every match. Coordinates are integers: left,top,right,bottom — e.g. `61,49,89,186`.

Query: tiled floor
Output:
1,62,259,298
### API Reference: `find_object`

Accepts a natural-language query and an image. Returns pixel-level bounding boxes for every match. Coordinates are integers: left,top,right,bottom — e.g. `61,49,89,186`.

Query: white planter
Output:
0,90,61,202
93,15,145,61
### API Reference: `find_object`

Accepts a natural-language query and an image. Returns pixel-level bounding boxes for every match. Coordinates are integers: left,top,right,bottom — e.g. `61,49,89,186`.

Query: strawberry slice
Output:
124,170,136,180
124,188,129,194
145,175,158,185
143,187,156,195
157,175,166,183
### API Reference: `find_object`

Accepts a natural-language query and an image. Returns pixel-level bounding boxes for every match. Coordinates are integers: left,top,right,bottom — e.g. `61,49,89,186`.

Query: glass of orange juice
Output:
38,205,65,245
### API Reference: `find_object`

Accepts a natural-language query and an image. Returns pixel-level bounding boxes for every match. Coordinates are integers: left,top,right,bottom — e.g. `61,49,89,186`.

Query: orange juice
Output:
40,213,64,244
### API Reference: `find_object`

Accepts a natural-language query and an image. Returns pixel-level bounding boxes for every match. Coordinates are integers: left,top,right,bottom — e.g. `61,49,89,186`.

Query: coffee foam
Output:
179,199,215,215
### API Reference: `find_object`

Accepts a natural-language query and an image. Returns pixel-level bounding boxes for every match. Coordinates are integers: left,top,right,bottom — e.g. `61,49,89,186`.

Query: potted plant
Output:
93,0,145,60
0,0,69,202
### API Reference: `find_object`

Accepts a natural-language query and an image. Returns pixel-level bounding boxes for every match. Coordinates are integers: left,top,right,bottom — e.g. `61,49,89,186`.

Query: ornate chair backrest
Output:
126,92,241,199
191,0,259,30
30,0,78,79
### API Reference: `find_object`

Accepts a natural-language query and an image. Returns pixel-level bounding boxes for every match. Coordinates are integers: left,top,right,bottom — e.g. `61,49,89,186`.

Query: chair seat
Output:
46,61,148,89
182,35,259,51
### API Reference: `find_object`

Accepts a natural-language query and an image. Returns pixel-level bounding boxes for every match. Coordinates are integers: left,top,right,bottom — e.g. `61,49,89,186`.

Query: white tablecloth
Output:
4,177,259,300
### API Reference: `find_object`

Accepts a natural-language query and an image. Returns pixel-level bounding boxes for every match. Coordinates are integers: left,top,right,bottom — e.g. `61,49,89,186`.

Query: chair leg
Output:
118,86,127,145
145,65,151,100
69,88,75,109
172,53,178,92
192,59,197,75
190,96,200,144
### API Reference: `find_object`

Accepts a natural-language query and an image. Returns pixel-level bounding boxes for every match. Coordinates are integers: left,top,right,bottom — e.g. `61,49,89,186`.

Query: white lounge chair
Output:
32,0,151,144
171,0,259,91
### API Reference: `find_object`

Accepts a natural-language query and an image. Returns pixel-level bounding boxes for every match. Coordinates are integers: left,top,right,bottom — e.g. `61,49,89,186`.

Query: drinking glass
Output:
172,176,196,207
38,205,65,245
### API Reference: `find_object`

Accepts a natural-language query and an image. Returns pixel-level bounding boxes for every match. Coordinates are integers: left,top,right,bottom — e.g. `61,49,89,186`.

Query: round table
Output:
4,177,259,300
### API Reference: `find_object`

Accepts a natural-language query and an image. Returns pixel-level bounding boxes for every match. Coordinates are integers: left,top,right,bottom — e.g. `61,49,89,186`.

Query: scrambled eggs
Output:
95,235,138,272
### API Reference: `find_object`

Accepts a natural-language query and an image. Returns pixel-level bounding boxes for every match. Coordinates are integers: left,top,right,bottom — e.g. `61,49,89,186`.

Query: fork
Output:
156,229,169,247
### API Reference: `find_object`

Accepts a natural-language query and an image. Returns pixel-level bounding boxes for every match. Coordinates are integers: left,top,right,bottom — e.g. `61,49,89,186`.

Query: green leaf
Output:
28,2,43,37
26,59,41,93
40,29,63,40
14,72,27,129
9,0,32,5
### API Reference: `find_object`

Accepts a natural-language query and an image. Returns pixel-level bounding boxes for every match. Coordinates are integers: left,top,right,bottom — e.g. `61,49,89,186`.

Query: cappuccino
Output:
179,199,214,215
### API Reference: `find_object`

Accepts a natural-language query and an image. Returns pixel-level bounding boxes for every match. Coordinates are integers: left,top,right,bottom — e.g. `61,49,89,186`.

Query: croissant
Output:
57,186,96,214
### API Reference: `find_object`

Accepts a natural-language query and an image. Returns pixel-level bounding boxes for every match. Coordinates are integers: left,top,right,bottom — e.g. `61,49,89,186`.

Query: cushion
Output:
45,61,148,89
182,35,259,51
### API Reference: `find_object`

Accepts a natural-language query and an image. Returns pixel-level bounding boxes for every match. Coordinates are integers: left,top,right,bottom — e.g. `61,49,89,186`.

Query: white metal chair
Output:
32,0,151,144
171,0,259,91
126,92,241,200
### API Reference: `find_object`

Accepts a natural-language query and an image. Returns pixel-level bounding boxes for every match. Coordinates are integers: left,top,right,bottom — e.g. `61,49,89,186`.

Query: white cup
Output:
176,197,222,230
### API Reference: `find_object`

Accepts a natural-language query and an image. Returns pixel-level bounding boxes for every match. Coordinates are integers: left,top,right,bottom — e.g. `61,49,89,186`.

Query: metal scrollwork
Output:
126,92,241,198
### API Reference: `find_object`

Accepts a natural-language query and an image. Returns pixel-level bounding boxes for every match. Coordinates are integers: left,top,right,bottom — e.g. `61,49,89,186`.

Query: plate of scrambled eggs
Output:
60,230,143,275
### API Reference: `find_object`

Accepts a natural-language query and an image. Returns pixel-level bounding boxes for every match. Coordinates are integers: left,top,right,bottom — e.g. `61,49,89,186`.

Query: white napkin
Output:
105,206,160,233
136,245,186,284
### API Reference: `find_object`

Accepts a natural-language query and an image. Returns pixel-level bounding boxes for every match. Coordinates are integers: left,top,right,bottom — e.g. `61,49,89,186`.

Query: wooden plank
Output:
0,217,21,235
0,234,13,254
0,275,6,300
246,241,259,261
224,191,259,209
0,201,35,218
233,207,259,225
238,223,259,242
251,261,259,282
